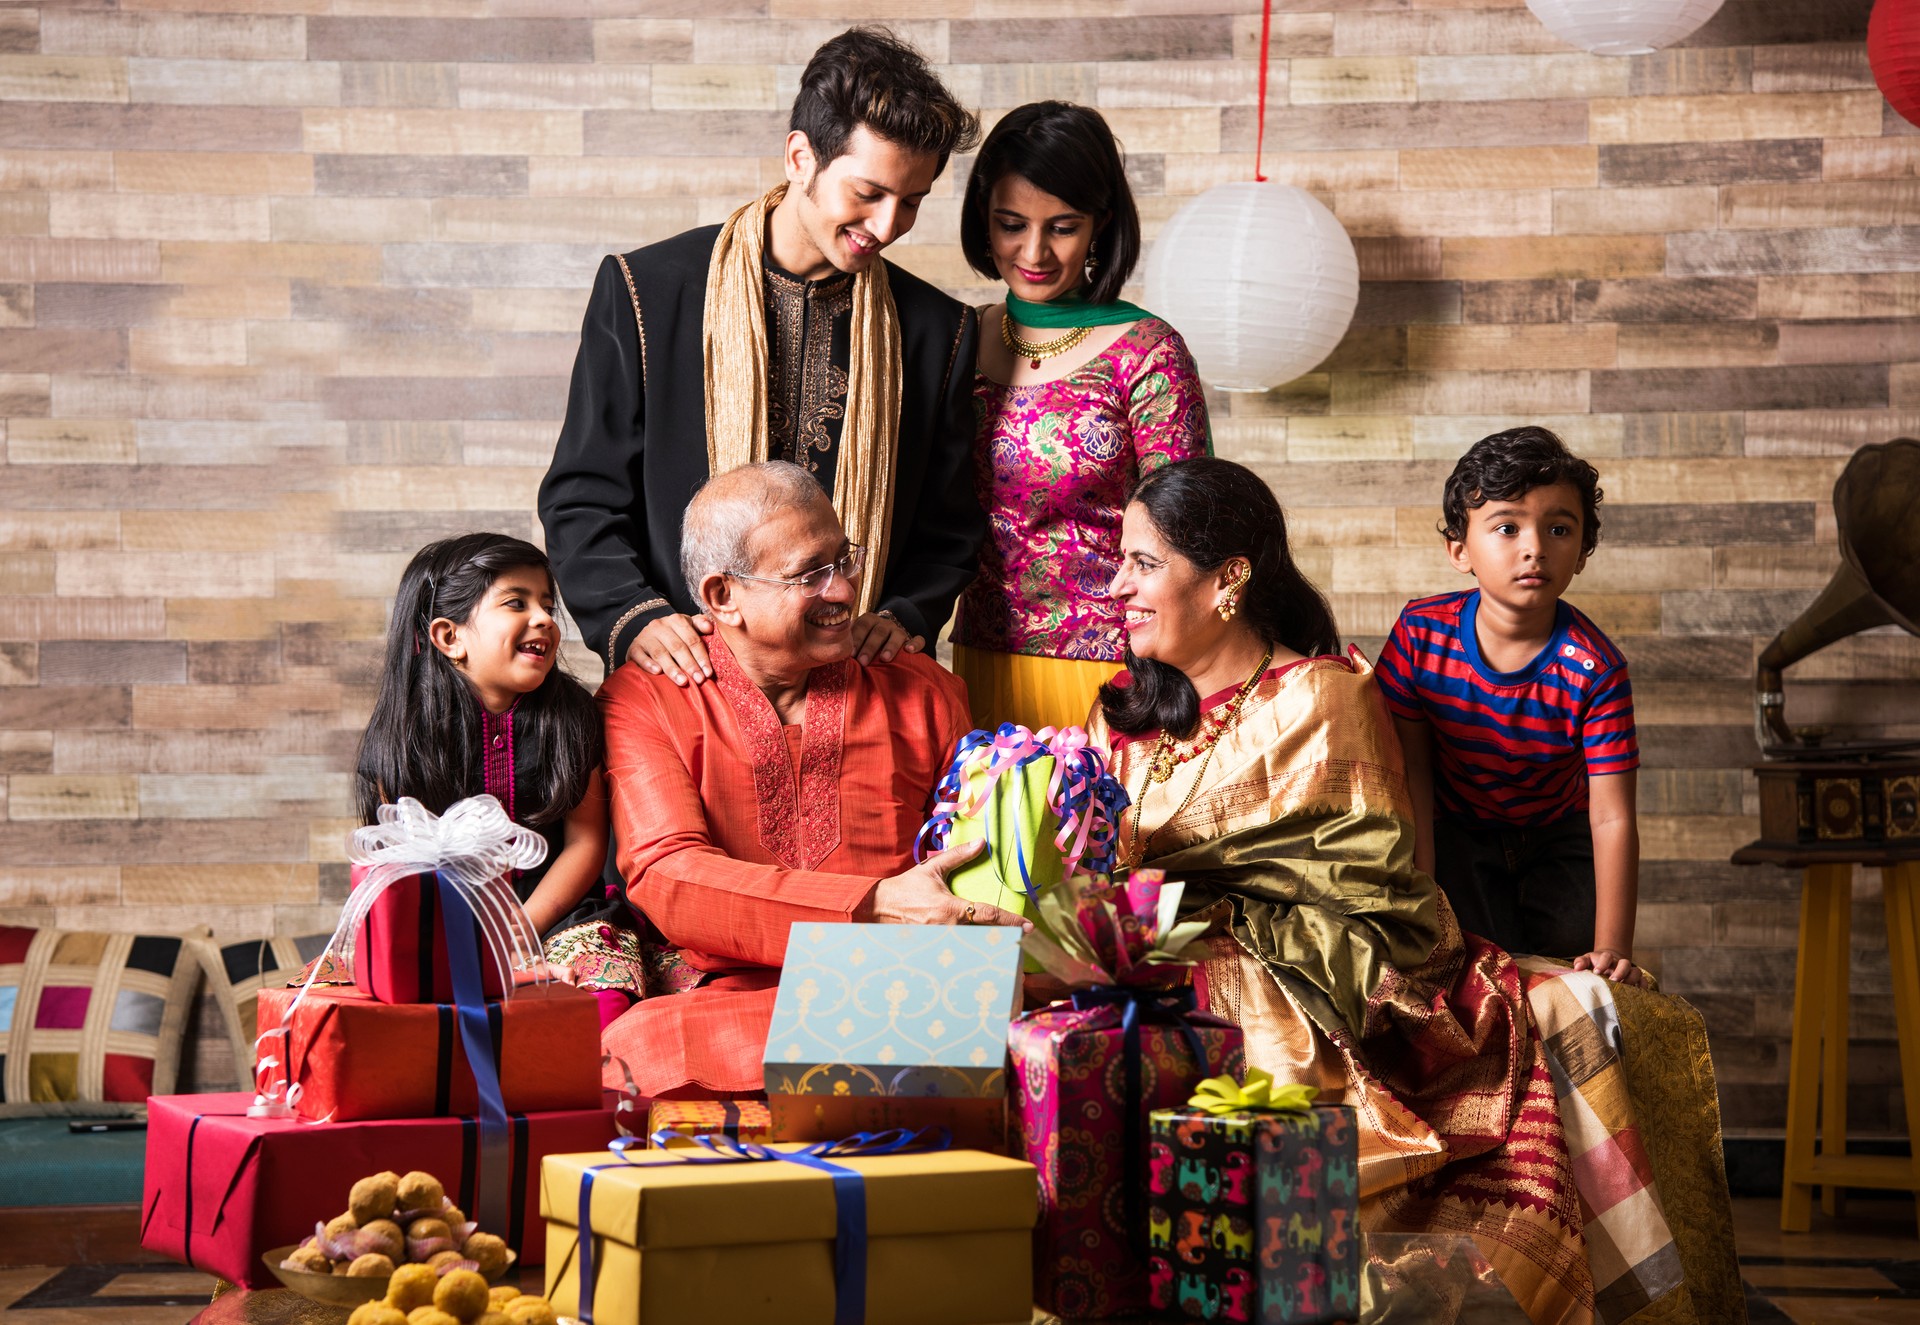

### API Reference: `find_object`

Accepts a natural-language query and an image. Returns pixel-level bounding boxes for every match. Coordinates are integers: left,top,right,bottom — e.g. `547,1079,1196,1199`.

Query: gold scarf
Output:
702,185,901,616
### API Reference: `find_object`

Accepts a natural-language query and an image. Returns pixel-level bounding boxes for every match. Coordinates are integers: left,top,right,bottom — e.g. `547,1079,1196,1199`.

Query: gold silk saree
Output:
1092,652,1736,1325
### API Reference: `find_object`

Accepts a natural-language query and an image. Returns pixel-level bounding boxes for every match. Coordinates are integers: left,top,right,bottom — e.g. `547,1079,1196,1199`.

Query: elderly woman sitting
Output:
1092,457,1740,1325
598,461,1020,1100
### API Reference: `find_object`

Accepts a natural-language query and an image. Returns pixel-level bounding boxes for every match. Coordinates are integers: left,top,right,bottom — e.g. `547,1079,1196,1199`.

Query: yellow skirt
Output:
950,643,1119,735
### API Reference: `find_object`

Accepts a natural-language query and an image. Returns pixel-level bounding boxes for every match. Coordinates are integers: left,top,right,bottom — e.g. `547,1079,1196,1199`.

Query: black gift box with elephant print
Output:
1146,1104,1361,1324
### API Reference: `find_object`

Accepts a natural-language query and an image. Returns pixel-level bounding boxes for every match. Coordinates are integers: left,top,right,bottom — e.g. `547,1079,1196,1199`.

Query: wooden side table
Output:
1732,842,1920,1233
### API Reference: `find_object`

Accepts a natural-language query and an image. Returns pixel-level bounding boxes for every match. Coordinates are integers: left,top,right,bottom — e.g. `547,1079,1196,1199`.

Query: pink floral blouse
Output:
953,318,1211,662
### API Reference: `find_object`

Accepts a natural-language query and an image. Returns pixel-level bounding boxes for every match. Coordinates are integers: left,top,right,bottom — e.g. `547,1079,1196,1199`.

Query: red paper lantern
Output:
1870,0,1920,129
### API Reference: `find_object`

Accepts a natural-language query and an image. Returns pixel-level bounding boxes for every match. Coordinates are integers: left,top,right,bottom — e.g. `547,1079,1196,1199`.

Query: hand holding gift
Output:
865,838,1026,929
916,723,1129,931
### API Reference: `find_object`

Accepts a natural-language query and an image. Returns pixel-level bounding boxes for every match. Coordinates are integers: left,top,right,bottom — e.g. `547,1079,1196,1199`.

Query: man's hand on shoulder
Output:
865,839,1028,929
627,612,714,686
851,610,924,667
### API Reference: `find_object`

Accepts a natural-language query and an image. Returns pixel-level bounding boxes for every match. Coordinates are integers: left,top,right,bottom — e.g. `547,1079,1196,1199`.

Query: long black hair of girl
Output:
1099,457,1340,739
355,533,603,827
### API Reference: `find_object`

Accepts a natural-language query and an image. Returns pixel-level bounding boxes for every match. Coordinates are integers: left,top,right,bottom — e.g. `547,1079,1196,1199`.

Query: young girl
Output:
357,534,637,1021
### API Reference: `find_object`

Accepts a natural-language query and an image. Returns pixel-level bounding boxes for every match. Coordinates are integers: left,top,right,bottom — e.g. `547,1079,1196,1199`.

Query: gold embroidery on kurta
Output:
764,267,854,475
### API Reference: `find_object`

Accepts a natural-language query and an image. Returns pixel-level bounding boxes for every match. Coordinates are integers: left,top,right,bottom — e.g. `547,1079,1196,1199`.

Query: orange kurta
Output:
598,635,970,1097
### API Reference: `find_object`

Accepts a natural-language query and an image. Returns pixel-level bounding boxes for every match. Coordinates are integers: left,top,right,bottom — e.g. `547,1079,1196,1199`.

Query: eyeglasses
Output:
727,544,866,598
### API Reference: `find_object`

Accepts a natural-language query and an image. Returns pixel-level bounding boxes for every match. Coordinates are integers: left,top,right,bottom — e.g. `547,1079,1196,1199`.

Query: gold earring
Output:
1218,567,1250,621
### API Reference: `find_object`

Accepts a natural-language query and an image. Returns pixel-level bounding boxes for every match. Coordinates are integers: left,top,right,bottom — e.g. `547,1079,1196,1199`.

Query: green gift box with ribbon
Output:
943,747,1064,922
540,1138,1038,1325
919,724,1130,948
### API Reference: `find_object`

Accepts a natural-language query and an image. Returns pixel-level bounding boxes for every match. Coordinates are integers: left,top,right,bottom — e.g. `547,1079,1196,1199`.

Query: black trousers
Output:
1432,812,1596,961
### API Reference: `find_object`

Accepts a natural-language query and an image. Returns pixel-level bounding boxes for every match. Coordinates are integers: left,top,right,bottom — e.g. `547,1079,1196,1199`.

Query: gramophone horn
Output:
1756,438,1920,750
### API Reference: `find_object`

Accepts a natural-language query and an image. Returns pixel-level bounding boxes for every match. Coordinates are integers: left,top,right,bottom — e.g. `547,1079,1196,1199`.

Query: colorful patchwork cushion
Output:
0,924,205,1118
187,933,334,1092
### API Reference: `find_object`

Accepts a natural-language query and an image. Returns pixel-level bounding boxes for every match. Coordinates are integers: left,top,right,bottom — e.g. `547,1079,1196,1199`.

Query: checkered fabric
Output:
0,924,205,1118
1523,961,1680,1321
186,933,332,1092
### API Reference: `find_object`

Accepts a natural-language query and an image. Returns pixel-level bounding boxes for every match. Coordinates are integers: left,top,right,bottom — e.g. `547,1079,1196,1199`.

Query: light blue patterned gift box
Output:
762,922,1023,1099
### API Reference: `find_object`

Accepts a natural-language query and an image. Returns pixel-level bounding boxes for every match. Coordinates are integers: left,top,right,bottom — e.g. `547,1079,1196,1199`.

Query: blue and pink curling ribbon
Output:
915,723,1130,905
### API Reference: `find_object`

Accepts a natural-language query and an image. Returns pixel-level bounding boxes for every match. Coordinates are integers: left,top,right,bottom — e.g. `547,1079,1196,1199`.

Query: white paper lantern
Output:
1143,182,1359,394
1525,0,1725,55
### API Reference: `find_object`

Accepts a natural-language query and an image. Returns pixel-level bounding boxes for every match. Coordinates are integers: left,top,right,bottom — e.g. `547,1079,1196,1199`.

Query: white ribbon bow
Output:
288,795,550,1018
248,1032,304,1119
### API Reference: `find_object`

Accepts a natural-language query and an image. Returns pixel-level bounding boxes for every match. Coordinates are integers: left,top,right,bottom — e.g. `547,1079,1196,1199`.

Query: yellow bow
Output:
1187,1067,1317,1116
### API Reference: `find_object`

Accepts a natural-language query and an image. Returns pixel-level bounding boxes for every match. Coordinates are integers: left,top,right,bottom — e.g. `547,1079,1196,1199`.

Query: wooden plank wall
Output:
0,0,1915,1134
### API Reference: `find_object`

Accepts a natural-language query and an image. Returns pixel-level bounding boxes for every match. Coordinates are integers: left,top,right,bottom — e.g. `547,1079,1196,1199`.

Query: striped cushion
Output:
0,924,206,1119
187,933,334,1092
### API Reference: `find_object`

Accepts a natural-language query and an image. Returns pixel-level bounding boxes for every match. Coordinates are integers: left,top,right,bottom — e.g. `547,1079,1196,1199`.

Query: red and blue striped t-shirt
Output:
1375,589,1638,827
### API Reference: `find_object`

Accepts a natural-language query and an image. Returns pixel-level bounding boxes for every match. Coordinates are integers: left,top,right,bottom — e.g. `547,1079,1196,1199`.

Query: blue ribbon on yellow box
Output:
572,1128,952,1325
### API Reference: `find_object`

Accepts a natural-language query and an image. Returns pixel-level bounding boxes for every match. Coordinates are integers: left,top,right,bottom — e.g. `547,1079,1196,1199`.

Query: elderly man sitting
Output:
598,461,1020,1099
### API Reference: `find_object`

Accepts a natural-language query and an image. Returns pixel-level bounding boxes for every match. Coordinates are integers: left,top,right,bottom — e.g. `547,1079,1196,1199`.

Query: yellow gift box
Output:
541,1144,1038,1325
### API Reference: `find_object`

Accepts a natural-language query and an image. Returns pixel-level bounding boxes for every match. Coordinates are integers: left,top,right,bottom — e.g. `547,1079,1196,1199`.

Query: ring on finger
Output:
960,903,976,926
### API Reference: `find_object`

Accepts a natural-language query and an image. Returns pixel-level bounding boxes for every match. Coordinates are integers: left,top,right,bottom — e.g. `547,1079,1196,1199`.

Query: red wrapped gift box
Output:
256,983,603,1122
140,1092,622,1287
348,864,508,1003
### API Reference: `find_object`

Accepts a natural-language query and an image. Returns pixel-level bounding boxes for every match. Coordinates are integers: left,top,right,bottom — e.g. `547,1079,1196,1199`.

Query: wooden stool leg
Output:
1821,868,1852,1218
1880,862,1920,1238
1783,863,1845,1232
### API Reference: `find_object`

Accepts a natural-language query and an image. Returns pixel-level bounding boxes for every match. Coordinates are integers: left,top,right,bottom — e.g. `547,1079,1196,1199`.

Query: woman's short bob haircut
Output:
960,101,1142,305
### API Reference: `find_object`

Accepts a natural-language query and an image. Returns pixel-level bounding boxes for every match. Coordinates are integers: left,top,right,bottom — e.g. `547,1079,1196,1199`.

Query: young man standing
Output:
540,28,985,686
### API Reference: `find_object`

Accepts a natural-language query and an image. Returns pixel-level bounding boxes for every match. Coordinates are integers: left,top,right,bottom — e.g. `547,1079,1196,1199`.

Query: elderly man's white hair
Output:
681,460,835,599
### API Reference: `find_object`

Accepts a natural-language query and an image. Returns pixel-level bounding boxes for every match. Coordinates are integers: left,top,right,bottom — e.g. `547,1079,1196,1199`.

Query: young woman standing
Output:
950,101,1211,733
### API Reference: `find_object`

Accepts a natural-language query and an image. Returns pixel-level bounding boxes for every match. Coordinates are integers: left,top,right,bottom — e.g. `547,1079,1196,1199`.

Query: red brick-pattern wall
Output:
1,0,1915,1133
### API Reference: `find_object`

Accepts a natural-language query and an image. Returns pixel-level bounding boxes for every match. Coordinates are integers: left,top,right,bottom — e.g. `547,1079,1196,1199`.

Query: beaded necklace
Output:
1125,647,1272,862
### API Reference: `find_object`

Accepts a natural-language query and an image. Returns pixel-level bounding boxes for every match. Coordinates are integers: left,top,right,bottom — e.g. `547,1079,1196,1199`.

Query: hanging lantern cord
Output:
1253,0,1273,182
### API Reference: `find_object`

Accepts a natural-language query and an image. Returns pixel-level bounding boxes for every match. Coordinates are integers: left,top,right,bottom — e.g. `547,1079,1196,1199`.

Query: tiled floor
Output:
0,1198,1912,1322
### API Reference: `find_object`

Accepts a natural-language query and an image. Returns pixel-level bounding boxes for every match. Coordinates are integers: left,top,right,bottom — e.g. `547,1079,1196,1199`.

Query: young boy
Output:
1376,426,1642,984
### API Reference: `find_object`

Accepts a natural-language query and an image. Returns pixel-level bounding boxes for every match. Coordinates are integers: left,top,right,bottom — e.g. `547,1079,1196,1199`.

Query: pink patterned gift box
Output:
1010,998,1244,1319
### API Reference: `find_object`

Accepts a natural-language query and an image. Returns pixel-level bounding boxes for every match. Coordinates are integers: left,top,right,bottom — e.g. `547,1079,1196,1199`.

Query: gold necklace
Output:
1001,313,1091,369
1125,647,1273,861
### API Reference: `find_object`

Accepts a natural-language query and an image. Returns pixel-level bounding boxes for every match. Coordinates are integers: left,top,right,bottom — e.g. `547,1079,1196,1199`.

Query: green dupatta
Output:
1004,286,1151,329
